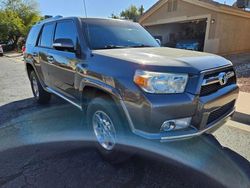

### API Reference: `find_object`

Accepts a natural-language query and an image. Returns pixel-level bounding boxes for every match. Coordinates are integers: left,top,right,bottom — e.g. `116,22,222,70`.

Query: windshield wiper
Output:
96,44,154,50
130,44,154,48
103,45,128,49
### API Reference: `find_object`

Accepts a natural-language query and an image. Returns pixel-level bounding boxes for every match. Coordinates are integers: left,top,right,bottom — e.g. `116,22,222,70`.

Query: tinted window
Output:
54,20,77,46
82,20,159,50
26,25,41,46
39,23,55,48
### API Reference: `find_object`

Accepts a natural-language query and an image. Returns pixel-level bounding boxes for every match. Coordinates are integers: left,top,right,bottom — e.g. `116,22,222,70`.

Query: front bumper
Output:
121,84,239,141
160,107,235,141
127,108,234,141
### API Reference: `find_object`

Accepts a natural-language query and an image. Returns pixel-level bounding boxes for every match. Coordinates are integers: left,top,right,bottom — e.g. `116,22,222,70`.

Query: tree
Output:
110,13,120,19
0,10,25,42
110,5,144,22
138,5,144,16
0,0,41,43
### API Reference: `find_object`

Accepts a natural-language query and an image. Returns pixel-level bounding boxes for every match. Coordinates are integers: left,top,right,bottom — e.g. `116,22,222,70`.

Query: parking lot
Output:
0,55,249,187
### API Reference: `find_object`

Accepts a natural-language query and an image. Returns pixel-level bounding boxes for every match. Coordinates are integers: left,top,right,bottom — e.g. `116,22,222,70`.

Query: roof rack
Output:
37,15,63,24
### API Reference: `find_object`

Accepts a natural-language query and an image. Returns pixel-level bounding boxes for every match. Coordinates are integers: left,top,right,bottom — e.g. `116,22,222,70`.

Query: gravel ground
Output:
225,53,250,93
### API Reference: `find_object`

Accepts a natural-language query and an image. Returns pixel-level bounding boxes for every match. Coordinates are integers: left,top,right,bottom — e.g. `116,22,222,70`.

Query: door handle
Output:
47,56,54,63
32,52,38,57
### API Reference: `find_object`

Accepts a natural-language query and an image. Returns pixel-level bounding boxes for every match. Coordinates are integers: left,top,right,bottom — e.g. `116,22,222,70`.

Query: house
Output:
139,0,250,55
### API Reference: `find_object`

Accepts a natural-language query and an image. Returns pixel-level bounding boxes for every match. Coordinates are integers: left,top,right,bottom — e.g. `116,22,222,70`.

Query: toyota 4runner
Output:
24,16,239,157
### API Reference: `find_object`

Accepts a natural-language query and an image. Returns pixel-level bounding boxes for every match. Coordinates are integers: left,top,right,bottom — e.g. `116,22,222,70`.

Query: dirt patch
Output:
234,63,250,93
225,53,250,93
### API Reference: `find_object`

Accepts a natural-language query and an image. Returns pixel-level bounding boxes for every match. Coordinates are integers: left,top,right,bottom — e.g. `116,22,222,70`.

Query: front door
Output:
47,19,80,101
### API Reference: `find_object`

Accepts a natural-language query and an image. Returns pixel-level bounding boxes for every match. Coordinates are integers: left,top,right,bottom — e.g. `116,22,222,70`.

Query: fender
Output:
79,77,122,100
79,77,140,134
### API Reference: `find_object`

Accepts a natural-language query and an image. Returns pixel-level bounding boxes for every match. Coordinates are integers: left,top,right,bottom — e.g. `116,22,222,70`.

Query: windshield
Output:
82,19,159,50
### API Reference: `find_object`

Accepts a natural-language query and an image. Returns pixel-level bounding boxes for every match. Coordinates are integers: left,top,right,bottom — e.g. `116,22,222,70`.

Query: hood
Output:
92,47,231,73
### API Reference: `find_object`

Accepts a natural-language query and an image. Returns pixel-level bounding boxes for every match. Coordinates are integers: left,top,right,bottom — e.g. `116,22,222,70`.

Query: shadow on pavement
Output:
0,96,65,125
0,100,249,188
233,111,250,125
0,141,223,188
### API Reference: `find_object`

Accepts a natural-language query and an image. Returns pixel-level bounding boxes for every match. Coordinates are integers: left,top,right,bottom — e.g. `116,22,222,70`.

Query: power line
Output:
83,0,88,18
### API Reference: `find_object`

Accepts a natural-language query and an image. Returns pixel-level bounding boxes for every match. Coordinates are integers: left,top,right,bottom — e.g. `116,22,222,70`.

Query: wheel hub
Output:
92,111,116,151
31,76,39,98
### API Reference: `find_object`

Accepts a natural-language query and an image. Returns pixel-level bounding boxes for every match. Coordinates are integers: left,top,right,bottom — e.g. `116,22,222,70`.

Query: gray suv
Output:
24,16,239,160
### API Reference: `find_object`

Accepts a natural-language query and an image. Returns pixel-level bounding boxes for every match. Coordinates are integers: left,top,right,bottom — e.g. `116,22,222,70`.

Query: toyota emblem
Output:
218,72,228,85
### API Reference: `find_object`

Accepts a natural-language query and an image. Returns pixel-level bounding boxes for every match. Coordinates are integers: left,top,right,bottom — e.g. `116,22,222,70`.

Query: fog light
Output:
161,117,191,132
161,121,176,132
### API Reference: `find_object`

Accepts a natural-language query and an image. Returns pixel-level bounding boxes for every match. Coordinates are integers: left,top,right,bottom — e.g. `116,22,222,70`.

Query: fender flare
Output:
79,77,122,101
25,62,48,90
79,77,153,138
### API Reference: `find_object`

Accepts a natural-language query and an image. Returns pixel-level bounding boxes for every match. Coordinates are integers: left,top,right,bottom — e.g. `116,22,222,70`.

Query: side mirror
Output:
53,38,75,51
155,39,161,46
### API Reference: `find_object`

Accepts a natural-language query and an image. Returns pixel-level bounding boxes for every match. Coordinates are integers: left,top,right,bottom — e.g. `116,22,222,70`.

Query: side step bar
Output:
46,87,82,110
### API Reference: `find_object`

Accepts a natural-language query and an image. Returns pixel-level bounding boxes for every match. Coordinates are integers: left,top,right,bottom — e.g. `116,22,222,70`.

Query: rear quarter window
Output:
26,25,41,46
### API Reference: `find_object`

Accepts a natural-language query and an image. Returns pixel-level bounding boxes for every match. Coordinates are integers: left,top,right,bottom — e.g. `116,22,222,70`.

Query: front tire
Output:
29,70,51,104
86,97,132,164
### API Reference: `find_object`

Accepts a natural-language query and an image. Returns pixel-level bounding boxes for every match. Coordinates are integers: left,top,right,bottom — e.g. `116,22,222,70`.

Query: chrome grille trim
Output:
202,71,235,86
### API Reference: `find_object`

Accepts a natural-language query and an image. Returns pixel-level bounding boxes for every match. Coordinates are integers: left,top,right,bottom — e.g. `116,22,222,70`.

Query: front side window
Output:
54,20,77,46
82,20,159,50
39,23,55,48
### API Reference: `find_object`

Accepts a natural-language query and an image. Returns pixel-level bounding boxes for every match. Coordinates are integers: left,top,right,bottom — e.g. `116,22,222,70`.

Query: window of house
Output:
168,1,173,12
173,0,178,11
167,0,178,12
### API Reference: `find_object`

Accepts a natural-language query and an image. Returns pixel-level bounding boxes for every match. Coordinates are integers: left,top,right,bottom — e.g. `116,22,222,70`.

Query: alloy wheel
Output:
92,110,116,151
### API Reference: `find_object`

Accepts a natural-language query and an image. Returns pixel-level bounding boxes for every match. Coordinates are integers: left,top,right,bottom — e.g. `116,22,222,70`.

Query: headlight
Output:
134,70,188,94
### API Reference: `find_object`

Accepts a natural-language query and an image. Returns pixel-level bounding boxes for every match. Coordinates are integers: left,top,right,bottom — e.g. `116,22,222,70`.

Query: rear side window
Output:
39,22,55,48
54,20,77,46
26,25,41,46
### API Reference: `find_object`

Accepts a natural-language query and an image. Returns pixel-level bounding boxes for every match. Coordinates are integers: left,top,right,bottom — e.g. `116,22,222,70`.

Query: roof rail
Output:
37,15,63,24
54,15,63,19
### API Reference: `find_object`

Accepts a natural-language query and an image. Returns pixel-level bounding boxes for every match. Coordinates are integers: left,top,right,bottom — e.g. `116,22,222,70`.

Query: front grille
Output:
200,68,236,96
207,100,235,125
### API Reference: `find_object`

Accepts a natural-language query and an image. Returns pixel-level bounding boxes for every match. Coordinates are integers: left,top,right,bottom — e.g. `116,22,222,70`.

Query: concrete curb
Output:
232,112,250,125
233,92,250,126
4,53,23,58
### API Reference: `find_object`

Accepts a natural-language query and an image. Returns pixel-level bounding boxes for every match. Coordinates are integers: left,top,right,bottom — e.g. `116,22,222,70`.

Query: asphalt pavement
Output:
0,56,249,188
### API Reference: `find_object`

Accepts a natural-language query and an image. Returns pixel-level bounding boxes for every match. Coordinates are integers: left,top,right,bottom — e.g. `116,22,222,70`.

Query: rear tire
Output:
29,70,51,104
86,96,132,164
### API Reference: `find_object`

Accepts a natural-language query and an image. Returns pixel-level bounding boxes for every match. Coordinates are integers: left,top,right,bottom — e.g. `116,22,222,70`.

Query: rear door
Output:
36,22,56,86
25,25,42,80
48,19,80,100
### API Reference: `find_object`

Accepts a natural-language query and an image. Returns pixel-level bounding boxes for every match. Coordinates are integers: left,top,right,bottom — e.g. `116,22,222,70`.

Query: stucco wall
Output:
216,13,250,55
141,0,216,26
